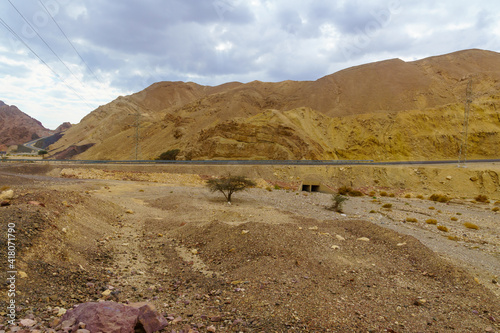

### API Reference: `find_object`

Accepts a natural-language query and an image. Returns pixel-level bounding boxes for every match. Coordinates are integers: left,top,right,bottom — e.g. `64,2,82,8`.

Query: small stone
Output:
172,316,183,324
126,209,134,214
0,190,14,200
18,271,28,279
207,325,216,332
101,289,112,297
62,228,67,233
397,242,406,247
470,176,478,182
78,322,86,329
414,298,427,306
61,318,76,329
335,235,345,241
357,237,370,242
446,176,452,180
19,319,37,327
191,249,198,255
76,330,90,333
331,245,340,250
211,316,222,322
308,226,318,230
241,230,249,234
485,327,493,332
57,308,67,317
0,200,10,207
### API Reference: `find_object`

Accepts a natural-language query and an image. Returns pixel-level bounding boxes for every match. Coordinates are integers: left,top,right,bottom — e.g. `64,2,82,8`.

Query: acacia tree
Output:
206,175,256,203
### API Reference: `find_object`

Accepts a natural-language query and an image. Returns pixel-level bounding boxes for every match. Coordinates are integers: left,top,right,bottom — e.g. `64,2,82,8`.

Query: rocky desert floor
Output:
0,164,499,332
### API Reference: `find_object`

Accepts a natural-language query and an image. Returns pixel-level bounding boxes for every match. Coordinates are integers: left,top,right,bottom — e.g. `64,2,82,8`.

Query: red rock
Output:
60,301,167,333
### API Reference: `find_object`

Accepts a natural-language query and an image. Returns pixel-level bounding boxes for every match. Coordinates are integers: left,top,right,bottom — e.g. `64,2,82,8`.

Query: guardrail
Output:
1,158,499,166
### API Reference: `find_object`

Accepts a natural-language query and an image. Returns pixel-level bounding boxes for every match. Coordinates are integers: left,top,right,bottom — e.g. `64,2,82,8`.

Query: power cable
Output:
37,0,104,84
6,0,91,91
0,16,94,109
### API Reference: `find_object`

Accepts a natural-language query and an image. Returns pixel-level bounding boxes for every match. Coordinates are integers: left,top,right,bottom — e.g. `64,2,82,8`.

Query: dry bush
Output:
426,219,438,225
0,185,11,192
492,207,499,212
429,194,450,203
406,217,418,223
382,203,392,209
405,194,412,198
380,191,388,197
338,186,363,197
428,206,435,210
437,225,449,232
369,191,376,197
448,236,459,241
475,194,489,203
416,195,424,199
463,222,479,230
450,217,458,221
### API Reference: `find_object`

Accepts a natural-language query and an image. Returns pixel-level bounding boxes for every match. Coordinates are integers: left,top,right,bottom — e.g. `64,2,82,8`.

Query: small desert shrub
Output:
475,194,489,203
429,194,450,203
338,186,363,197
428,206,435,210
369,191,376,196
369,210,377,213
437,225,449,232
448,236,459,241
328,194,348,213
426,219,438,225
0,185,10,192
266,187,273,192
463,222,479,230
274,184,281,190
492,207,499,212
405,194,412,198
382,203,393,209
416,195,424,199
456,212,462,215
406,217,418,223
389,193,395,198
450,217,458,221
156,149,181,160
380,191,388,197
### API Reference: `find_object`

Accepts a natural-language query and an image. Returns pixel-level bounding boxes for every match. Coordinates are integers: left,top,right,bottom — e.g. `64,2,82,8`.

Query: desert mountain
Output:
49,49,500,161
0,101,54,151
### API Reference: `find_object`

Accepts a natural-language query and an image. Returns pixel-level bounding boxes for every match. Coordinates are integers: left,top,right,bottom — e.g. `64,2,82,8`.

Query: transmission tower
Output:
458,79,473,167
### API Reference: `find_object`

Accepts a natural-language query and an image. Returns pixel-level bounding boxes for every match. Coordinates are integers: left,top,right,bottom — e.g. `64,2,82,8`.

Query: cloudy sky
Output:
1,0,500,129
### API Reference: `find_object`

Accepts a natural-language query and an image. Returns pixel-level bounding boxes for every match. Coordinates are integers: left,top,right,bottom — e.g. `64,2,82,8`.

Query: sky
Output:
1,0,500,129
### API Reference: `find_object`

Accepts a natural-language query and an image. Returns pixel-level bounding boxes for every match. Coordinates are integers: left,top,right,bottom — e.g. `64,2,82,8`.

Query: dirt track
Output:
0,165,499,332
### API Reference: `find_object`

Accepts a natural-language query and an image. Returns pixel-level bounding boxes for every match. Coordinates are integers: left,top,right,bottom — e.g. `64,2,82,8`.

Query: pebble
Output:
331,245,340,250
357,237,370,242
19,319,36,327
336,235,345,241
57,308,67,317
207,325,217,332
126,209,134,214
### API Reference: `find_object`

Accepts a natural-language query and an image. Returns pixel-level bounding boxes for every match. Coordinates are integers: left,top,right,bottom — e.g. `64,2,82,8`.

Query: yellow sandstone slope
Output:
49,49,500,161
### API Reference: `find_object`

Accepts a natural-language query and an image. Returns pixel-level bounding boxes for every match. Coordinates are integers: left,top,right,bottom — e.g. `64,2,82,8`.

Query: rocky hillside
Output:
48,49,500,160
0,101,54,151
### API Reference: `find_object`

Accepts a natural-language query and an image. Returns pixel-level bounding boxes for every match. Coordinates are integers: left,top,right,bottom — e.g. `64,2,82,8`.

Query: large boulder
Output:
60,301,167,333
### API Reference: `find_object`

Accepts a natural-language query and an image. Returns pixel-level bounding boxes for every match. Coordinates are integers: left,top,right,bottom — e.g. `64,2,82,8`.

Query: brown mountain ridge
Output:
48,49,500,160
0,101,54,151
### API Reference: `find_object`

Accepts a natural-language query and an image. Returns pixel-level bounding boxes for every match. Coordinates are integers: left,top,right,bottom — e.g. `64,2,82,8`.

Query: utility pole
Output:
458,79,472,167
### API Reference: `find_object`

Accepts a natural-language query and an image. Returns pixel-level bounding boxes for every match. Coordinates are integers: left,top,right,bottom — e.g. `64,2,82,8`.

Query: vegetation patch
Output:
475,194,489,203
426,219,438,225
429,194,450,203
382,203,393,209
437,225,449,232
338,186,363,197
463,222,479,230
406,217,418,223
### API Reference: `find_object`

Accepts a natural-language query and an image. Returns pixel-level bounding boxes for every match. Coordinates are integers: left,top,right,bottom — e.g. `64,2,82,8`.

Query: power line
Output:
37,0,104,84
6,0,91,91
0,16,94,109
